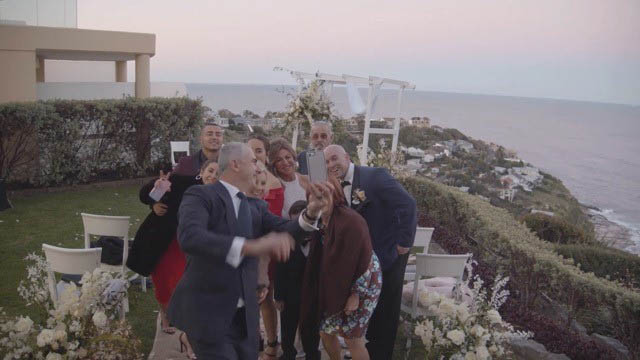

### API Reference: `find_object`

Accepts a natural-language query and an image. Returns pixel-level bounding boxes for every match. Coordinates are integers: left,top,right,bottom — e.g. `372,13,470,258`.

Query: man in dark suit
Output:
168,142,328,360
297,121,333,175
324,144,417,360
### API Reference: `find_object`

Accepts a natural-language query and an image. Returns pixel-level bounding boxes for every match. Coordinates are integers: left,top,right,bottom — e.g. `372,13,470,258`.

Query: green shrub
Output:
555,243,640,289
0,97,206,187
522,213,592,245
400,177,640,356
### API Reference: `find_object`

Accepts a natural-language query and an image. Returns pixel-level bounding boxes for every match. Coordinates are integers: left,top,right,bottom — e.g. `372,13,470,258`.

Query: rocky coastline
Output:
585,206,638,254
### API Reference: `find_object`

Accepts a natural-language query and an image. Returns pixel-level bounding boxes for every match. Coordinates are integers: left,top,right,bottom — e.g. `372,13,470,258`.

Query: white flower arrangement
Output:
281,79,333,130
412,259,532,359
0,253,143,359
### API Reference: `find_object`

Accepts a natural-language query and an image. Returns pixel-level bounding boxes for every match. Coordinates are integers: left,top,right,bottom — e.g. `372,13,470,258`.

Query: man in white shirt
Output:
168,142,328,360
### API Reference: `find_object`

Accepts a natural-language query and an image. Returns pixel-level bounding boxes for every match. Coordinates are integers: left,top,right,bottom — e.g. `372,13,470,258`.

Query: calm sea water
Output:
187,83,640,250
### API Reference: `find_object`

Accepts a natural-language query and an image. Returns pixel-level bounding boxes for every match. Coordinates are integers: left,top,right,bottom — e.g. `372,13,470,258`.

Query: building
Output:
499,188,516,202
0,0,184,104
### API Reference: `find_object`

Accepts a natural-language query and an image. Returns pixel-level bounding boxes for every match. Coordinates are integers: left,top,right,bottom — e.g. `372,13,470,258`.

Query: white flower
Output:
447,329,465,345
470,324,486,337
45,353,63,360
456,302,470,323
476,345,490,360
487,309,502,324
418,290,441,307
14,316,33,333
36,329,55,347
438,298,457,317
464,351,476,360
54,329,66,341
92,311,107,328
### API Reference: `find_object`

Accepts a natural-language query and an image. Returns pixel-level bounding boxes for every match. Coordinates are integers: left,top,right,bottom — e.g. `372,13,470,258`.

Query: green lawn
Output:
0,184,425,359
0,184,157,355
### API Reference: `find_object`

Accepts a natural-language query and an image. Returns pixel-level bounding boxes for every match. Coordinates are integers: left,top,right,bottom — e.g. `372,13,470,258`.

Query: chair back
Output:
81,213,130,271
413,227,434,253
410,253,472,316
170,141,190,166
42,243,101,307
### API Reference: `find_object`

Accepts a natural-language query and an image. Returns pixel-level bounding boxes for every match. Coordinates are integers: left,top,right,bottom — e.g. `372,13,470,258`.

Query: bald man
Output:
324,144,417,360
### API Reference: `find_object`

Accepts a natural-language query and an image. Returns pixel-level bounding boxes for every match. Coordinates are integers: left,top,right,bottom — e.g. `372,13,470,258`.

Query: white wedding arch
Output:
275,67,415,165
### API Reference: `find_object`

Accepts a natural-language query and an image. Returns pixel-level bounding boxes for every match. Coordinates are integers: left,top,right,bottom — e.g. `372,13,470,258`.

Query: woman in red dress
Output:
137,160,218,360
248,135,285,359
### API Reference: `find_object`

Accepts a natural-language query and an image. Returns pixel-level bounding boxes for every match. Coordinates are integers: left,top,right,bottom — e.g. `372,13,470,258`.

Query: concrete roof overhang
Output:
0,24,155,61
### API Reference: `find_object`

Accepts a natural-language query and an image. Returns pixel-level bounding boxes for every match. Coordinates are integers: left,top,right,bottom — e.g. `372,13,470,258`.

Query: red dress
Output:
264,187,285,281
151,234,186,306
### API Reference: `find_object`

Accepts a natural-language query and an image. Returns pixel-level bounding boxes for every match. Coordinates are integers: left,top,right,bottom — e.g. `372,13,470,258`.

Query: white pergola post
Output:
391,86,405,153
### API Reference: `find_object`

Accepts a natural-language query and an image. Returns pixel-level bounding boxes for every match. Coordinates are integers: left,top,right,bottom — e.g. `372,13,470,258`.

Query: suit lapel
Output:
213,182,237,233
350,165,361,209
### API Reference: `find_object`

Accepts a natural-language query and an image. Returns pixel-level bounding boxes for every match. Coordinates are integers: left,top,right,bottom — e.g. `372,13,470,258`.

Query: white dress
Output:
281,174,307,220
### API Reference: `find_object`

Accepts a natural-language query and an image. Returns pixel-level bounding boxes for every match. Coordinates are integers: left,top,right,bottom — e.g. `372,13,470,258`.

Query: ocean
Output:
186,83,640,252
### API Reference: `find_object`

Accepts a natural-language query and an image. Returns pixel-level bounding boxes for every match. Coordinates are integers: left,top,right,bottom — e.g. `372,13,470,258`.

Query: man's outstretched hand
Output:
306,182,331,219
241,232,294,262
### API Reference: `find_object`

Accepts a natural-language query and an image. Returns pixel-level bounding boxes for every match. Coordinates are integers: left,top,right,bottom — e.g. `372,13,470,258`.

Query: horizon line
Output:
182,81,640,108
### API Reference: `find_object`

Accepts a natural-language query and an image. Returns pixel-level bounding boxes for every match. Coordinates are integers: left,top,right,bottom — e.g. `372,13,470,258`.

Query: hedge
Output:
555,243,640,289
521,212,592,245
0,98,206,187
400,177,640,357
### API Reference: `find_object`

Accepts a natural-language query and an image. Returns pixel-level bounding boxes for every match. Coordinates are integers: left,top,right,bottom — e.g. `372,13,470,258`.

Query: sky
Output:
51,0,640,105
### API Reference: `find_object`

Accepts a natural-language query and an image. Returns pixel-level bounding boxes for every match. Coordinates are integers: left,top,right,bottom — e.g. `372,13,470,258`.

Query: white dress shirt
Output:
342,163,355,206
218,180,319,306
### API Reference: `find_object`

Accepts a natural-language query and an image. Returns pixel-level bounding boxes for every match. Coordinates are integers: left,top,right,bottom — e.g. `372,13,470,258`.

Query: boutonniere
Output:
352,188,367,205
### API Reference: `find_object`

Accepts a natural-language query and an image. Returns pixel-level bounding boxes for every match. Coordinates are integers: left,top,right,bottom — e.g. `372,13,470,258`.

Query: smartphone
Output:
306,149,327,183
149,178,171,202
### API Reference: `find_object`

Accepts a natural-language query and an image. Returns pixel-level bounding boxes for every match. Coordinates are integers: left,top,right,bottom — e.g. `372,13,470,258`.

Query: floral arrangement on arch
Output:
0,253,143,359
411,259,532,359
281,79,333,130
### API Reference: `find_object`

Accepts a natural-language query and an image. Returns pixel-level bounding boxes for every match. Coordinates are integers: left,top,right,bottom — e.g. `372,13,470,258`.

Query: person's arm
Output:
177,186,236,260
372,168,418,248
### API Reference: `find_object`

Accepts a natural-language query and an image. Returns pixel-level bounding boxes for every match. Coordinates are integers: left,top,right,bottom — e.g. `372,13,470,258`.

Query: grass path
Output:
0,185,157,355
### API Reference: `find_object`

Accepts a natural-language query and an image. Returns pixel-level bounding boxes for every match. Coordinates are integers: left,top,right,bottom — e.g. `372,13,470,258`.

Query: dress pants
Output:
280,301,321,360
191,307,257,360
365,252,410,360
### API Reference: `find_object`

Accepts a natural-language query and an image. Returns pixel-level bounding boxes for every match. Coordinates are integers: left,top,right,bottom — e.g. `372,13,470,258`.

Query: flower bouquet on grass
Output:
0,253,143,359
411,260,531,359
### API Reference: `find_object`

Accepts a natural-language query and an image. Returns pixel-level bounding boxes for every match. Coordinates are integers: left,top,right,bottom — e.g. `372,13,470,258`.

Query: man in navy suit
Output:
169,142,328,359
324,144,417,360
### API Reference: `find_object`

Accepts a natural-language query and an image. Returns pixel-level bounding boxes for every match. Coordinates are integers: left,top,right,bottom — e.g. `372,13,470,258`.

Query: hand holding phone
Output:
306,149,327,183
149,171,172,202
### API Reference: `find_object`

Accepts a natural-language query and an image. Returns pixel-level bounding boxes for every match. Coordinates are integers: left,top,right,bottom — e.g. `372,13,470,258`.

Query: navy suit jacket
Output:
168,181,304,346
297,150,308,175
351,165,417,271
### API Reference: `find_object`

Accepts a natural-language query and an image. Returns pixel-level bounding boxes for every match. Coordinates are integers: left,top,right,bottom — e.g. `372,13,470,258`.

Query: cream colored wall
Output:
0,50,37,102
0,24,155,103
0,25,155,56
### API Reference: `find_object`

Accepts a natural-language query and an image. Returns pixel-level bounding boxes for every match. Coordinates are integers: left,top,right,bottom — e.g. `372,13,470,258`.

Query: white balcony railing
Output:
37,82,188,101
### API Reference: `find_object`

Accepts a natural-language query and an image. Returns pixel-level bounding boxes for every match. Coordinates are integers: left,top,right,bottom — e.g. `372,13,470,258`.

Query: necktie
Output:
236,192,253,239
341,180,351,188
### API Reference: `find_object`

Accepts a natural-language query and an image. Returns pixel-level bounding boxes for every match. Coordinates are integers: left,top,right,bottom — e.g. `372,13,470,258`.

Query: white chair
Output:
401,253,471,355
404,227,435,281
81,213,146,292
42,244,101,309
170,141,190,167
401,253,471,318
